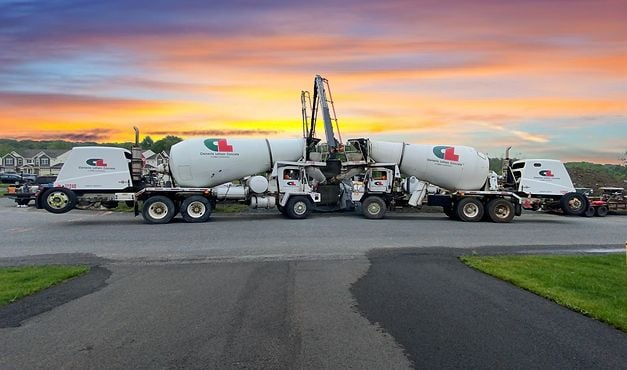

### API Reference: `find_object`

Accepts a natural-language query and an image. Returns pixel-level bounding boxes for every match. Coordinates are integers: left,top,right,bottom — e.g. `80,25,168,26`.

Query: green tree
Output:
140,136,155,150
152,136,183,154
0,143,13,156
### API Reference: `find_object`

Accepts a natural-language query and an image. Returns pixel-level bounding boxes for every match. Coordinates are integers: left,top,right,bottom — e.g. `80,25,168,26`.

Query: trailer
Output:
583,187,626,217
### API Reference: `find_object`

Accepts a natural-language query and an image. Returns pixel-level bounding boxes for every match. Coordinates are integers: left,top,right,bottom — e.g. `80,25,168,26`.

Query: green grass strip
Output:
461,254,627,332
0,265,89,307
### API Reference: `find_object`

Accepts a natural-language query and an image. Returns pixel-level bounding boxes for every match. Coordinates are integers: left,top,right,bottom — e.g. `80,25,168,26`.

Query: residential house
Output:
0,149,70,176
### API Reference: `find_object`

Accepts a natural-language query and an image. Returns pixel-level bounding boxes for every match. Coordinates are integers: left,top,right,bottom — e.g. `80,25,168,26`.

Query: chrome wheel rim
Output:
293,201,307,216
463,203,480,218
568,198,583,211
148,202,169,220
494,204,510,218
367,202,381,215
187,201,206,218
47,191,69,210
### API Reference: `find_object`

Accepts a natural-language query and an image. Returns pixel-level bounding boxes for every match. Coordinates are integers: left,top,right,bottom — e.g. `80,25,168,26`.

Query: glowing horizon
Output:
1,0,625,163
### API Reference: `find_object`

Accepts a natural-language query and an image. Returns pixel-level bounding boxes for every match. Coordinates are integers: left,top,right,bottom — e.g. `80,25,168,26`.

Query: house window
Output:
27,159,33,164
41,157,49,166
5,157,14,166
17,158,23,166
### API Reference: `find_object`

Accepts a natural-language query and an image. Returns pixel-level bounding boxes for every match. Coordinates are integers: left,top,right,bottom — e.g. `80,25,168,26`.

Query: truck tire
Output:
362,196,386,219
142,195,176,224
583,207,595,217
181,195,211,223
595,205,608,217
42,187,76,214
285,196,312,219
455,197,484,222
560,192,587,216
486,198,515,223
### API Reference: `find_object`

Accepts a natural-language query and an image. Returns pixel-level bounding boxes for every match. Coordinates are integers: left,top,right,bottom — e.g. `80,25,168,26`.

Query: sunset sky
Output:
1,0,626,162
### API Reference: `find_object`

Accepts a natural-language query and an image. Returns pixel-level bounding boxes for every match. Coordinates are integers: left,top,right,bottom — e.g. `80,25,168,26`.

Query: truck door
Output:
279,168,301,192
367,169,392,193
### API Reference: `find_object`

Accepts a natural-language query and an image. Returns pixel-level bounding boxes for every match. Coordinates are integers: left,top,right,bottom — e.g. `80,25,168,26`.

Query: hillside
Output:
565,162,627,190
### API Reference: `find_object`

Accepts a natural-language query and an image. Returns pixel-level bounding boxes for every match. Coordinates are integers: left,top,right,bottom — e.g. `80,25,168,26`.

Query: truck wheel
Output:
142,196,176,224
486,199,515,223
560,192,588,216
42,188,76,214
362,196,386,219
181,196,211,223
455,198,484,222
285,196,312,219
595,205,608,217
583,207,595,217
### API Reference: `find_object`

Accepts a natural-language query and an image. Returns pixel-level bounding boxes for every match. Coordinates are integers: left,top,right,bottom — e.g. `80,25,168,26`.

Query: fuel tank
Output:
368,140,489,191
169,138,305,187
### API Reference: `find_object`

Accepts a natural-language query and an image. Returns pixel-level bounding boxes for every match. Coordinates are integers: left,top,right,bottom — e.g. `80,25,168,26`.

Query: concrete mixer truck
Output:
343,138,588,222
299,76,587,223
37,75,357,224
36,127,340,223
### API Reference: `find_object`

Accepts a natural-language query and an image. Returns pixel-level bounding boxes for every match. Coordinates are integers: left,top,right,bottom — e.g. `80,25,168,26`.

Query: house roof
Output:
5,149,69,159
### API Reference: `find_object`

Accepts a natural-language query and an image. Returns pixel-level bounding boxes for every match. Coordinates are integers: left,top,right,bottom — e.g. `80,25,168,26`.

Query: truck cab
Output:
509,159,575,196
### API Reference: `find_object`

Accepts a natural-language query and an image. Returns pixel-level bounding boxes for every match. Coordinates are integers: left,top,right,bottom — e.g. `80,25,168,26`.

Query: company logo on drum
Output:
204,138,233,152
432,146,460,161
539,170,554,177
86,158,108,167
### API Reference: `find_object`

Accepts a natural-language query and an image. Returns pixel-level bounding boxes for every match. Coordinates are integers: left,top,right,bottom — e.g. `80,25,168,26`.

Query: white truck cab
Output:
55,147,133,190
510,159,575,196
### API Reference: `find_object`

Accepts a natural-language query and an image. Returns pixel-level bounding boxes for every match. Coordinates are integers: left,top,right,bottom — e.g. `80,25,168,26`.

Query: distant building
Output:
0,149,70,175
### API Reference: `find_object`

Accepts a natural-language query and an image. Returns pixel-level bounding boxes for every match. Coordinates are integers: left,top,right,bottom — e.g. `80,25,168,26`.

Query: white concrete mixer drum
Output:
169,138,304,188
368,141,489,191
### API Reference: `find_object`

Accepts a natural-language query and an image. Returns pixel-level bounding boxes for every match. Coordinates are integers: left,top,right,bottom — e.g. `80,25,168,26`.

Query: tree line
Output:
0,136,183,156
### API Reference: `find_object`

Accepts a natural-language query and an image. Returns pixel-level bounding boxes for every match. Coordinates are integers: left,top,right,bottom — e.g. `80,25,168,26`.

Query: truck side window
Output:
372,171,387,180
283,169,298,180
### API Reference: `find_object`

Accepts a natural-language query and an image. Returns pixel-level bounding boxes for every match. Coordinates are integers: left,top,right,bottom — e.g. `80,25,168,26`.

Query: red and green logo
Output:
433,146,459,161
204,138,233,152
86,158,108,167
539,170,554,177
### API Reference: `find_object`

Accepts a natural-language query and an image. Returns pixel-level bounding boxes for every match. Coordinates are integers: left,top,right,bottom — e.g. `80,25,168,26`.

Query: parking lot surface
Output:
1,199,625,368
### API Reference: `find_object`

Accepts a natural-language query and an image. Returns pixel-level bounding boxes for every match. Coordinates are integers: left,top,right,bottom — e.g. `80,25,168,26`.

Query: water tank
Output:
368,141,489,191
169,138,305,187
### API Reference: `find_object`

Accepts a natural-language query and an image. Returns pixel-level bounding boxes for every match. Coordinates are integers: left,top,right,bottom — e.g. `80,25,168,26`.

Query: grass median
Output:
461,253,627,332
0,265,89,307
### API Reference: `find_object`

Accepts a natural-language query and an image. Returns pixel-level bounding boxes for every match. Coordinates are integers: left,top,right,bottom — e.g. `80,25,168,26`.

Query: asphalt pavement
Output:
1,258,409,369
0,198,626,368
352,248,627,368
0,198,624,261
